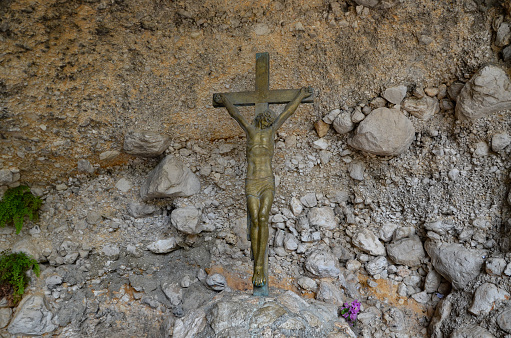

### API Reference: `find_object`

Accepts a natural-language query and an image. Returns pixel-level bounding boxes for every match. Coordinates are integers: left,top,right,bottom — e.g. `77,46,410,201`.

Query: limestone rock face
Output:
348,108,415,156
140,156,200,201
455,65,511,121
425,240,485,290
8,294,57,335
171,290,355,338
123,131,171,157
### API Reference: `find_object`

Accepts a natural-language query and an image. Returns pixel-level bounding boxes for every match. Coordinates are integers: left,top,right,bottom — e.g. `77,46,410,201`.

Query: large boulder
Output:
123,131,171,157
455,65,511,121
140,156,200,201
348,108,415,156
425,240,485,290
8,294,57,335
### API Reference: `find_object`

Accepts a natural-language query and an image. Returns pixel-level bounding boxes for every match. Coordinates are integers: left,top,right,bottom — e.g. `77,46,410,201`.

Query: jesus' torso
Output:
246,126,275,179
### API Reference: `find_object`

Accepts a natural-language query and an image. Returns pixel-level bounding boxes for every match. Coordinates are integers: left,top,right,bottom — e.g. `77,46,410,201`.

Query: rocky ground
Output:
1,0,511,337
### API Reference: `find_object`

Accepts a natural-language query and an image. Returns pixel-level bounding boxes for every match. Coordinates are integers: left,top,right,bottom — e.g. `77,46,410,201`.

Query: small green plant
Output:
0,251,40,304
0,185,42,234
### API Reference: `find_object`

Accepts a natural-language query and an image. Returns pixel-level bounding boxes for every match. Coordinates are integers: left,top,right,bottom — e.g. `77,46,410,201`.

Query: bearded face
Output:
254,110,276,129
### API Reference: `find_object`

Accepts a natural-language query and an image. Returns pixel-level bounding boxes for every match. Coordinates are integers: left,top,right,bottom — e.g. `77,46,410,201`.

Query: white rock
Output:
349,107,415,156
297,276,317,291
474,141,489,157
171,207,202,235
383,85,407,104
0,169,13,185
365,256,387,275
332,111,354,134
290,197,303,216
455,65,511,121
115,178,132,192
316,281,344,305
147,238,178,254
206,273,227,291
308,207,336,230
123,131,171,157
491,132,511,152
283,233,299,251
8,295,57,335
379,223,398,242
162,282,183,306
469,283,510,316
300,193,317,208
99,150,120,161
348,162,365,181
352,229,386,256
102,244,120,260
312,138,329,150
0,308,11,329
305,249,340,278
386,236,425,267
323,109,341,124
402,96,439,120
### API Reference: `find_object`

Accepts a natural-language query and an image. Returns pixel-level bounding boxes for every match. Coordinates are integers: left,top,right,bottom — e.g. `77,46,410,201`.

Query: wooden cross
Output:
213,52,314,115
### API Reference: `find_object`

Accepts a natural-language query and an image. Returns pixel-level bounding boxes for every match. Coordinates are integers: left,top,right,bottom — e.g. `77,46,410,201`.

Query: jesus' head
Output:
254,109,276,129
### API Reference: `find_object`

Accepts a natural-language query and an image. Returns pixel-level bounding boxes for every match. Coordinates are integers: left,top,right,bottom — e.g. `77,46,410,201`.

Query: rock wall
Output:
1,0,511,337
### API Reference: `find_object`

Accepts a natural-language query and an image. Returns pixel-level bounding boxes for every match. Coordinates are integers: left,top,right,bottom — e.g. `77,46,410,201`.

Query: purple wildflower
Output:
340,299,361,326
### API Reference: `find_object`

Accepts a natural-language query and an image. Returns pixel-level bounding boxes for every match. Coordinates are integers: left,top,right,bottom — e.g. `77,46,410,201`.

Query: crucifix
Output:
213,52,314,296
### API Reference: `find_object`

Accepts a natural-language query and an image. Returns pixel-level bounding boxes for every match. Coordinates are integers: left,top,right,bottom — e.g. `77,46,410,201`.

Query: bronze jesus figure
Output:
213,86,313,288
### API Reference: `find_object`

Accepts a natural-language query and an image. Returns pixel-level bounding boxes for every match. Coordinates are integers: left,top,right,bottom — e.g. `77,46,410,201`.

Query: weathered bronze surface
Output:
213,52,313,296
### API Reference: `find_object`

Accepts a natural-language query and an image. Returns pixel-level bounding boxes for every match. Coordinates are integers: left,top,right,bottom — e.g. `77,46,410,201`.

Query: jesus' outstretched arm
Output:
213,93,251,133
272,87,313,130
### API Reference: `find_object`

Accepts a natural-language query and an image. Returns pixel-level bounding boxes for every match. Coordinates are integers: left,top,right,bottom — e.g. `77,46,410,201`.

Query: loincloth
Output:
245,176,275,198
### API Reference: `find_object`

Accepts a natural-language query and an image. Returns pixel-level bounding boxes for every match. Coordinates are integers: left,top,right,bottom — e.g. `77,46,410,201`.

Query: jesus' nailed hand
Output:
213,86,313,287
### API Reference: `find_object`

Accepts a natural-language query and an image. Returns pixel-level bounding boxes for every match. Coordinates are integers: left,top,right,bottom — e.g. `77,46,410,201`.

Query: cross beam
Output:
212,52,314,114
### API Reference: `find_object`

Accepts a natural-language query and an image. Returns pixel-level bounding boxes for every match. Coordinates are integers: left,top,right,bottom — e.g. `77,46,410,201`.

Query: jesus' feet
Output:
252,265,266,287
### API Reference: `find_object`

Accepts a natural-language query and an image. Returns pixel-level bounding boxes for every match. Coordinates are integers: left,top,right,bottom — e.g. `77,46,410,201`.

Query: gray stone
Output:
249,302,286,329
383,307,405,332
349,107,415,156
497,308,511,333
171,207,202,235
425,240,485,289
428,296,452,337
424,220,453,235
485,257,507,276
231,217,250,251
147,238,178,254
0,308,11,329
451,325,495,338
379,222,398,242
305,249,340,278
402,96,439,120
129,274,159,292
115,178,132,192
504,45,511,63
8,294,57,335
323,108,341,124
411,291,429,304
316,281,343,305
469,282,510,316
352,229,386,256
474,141,489,157
455,65,511,121
351,108,365,123
491,132,511,152
99,150,120,161
0,169,13,185
300,193,317,208
308,207,336,230
383,85,407,104
496,22,511,47
162,282,183,306
354,0,380,7
290,197,303,216
140,156,200,201
365,256,387,275
283,233,299,251
297,276,317,291
504,262,511,276
102,244,120,260
206,273,227,291
424,269,442,293
77,159,94,174
348,161,365,181
173,308,207,338
127,202,158,218
86,211,102,225
123,131,171,157
332,111,354,134
45,275,63,290
386,236,425,267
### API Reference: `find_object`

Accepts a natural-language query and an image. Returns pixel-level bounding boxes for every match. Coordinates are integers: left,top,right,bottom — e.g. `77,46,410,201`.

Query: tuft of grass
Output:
0,251,40,304
0,185,42,234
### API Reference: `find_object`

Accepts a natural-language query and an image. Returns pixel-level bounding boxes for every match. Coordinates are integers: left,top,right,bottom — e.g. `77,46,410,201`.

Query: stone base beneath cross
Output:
170,289,356,338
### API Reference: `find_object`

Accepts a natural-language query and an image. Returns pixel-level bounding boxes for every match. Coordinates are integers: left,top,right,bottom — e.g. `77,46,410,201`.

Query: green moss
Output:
0,185,42,234
0,251,40,304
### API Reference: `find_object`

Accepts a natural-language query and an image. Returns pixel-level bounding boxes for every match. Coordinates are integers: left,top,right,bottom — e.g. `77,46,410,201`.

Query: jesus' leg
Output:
247,195,262,285
252,190,273,287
